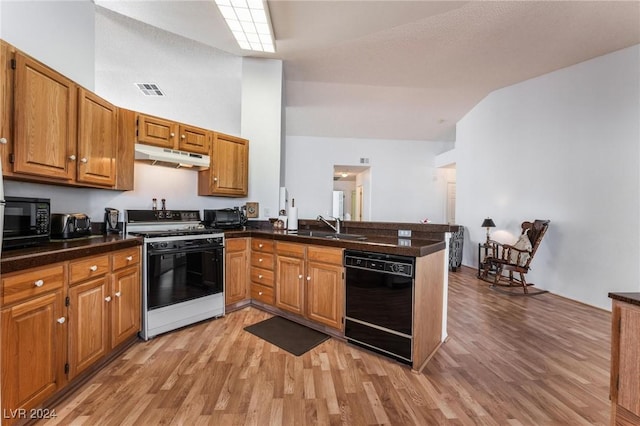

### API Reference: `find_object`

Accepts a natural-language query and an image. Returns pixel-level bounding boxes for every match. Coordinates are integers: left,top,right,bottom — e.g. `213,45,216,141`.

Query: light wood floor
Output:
39,267,612,425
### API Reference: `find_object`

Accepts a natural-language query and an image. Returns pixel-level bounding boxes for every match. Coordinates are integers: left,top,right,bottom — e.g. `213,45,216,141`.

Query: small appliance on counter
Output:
2,196,51,250
203,208,246,230
50,213,92,239
104,207,120,234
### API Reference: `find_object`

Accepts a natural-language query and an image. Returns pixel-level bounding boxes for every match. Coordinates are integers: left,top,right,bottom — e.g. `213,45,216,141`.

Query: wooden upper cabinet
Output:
1,40,14,176
13,50,77,181
77,88,117,187
199,132,249,197
178,124,210,155
137,114,178,149
115,108,136,191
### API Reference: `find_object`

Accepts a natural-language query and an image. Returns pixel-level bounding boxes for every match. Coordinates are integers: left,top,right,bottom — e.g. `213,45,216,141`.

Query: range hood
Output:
134,143,209,169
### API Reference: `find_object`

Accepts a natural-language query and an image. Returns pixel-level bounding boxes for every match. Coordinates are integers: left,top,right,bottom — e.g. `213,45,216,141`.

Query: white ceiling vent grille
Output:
135,83,165,97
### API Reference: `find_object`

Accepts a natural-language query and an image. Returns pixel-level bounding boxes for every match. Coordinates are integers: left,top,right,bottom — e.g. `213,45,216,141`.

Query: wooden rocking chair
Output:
480,220,550,295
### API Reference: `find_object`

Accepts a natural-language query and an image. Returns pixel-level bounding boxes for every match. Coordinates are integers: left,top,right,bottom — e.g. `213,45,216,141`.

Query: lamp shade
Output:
481,218,496,228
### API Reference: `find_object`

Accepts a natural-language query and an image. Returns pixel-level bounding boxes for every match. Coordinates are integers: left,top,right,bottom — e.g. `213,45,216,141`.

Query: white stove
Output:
125,210,225,340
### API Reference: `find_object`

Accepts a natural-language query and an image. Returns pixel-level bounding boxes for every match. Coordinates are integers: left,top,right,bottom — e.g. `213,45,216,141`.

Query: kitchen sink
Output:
296,230,367,241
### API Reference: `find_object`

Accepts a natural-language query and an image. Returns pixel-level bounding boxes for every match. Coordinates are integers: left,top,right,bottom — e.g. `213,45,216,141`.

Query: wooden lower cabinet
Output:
275,242,344,331
0,246,141,422
225,238,249,306
68,277,110,380
1,290,66,422
610,299,640,425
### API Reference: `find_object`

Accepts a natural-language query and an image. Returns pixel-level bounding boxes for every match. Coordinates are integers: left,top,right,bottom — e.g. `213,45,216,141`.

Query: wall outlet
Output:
398,229,412,238
398,239,411,246
264,207,271,217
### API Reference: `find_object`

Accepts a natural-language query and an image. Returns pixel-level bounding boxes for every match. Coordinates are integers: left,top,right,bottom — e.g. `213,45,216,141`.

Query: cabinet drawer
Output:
251,238,274,252
251,252,274,269
251,267,274,287
2,264,65,305
308,246,344,265
111,247,140,271
227,238,248,252
276,241,306,258
251,283,274,304
69,255,110,285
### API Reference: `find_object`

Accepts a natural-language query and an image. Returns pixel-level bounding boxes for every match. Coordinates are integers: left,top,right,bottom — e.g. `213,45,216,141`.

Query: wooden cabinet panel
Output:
199,132,248,197
275,255,305,316
306,261,344,330
251,283,274,305
308,246,343,265
178,124,210,155
251,252,274,269
611,300,640,421
225,238,249,306
137,114,177,148
1,290,66,415
67,277,109,379
111,247,140,272
77,88,116,186
1,40,14,176
250,267,274,287
69,254,110,285
111,265,141,348
115,108,136,190
13,51,76,180
2,264,65,305
251,239,274,252
276,241,306,258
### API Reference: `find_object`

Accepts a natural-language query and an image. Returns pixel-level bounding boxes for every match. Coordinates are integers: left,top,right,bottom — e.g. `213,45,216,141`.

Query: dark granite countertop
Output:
1,235,142,274
225,229,445,257
609,292,640,307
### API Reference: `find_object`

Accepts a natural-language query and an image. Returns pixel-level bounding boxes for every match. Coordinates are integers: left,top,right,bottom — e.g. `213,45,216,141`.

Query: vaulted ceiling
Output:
97,1,640,141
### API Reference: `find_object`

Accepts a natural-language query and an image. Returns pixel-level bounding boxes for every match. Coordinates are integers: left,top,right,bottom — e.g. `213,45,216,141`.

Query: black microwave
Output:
3,196,51,250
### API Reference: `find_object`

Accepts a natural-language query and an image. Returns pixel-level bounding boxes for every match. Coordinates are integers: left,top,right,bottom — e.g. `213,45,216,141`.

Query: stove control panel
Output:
126,210,201,223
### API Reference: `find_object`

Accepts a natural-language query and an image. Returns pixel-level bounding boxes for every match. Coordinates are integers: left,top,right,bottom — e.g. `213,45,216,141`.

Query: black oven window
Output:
147,247,223,310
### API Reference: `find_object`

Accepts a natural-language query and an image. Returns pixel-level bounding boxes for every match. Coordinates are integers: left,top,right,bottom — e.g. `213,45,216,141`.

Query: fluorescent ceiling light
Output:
215,0,275,53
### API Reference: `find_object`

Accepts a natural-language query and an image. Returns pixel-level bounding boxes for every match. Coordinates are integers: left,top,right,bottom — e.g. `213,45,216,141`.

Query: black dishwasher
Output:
344,250,415,364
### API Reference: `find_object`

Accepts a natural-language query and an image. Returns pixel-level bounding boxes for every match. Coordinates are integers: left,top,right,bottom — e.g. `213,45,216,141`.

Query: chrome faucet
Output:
317,215,341,233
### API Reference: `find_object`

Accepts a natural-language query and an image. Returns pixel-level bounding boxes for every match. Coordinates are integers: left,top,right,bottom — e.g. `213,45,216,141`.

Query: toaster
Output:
50,213,92,239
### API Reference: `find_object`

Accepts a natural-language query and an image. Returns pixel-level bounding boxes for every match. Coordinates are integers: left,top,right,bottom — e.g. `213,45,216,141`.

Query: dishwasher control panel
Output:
344,251,414,278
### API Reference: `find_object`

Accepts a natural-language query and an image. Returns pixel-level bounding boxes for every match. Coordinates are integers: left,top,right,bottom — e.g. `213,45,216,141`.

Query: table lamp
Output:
481,218,495,244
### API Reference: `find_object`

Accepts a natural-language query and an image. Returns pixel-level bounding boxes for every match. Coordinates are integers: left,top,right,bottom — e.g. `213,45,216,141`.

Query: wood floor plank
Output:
37,267,612,425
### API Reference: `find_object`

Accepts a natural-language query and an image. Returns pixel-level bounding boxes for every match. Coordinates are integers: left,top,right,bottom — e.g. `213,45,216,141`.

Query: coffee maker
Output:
104,207,120,234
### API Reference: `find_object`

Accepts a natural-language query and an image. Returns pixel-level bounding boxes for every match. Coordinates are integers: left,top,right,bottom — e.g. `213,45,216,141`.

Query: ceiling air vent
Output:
135,83,165,96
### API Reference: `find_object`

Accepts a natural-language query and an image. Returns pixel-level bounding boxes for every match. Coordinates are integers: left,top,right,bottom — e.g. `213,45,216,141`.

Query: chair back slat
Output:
523,220,550,267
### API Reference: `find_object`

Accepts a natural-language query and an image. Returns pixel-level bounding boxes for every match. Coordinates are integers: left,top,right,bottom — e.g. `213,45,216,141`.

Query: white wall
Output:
284,136,453,222
241,58,283,219
2,3,283,222
456,44,640,310
0,0,95,89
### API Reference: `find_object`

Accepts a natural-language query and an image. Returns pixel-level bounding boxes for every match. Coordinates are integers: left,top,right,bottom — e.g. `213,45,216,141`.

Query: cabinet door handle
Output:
126,256,133,261
181,134,186,139
115,291,121,298
213,177,218,182
69,154,76,161
258,258,263,262
307,276,311,281
89,265,98,272
105,296,112,302
258,291,263,296
170,132,175,137
298,274,303,279
258,274,263,279
0,137,7,144
57,317,66,324
34,279,44,287
258,244,263,248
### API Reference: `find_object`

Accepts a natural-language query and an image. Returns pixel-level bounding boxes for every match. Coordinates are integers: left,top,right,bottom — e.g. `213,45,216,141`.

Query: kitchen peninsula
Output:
223,220,457,373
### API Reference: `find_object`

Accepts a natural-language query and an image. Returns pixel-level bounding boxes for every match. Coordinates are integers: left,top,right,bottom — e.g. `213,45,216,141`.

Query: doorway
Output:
333,165,370,221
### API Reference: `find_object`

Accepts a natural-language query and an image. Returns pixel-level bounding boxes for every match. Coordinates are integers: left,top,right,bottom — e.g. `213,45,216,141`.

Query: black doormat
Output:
244,316,330,356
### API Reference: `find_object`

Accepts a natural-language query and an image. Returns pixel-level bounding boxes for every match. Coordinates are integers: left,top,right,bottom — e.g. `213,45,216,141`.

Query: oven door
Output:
146,242,223,310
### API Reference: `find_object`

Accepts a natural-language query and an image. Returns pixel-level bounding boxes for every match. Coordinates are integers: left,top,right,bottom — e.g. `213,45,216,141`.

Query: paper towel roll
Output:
287,207,298,231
